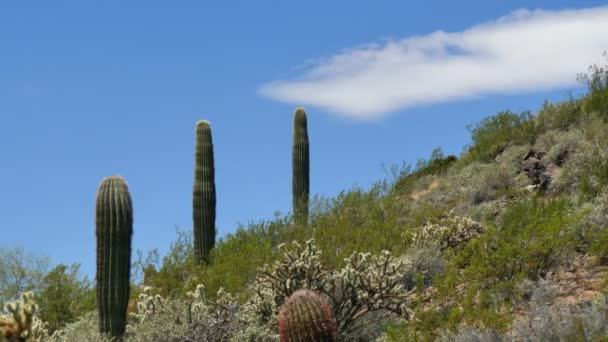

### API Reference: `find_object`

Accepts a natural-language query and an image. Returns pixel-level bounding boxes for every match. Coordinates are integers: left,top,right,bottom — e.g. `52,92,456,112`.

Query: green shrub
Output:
458,198,579,285
551,115,608,199
465,110,537,163
393,147,457,195
36,264,95,334
141,229,205,299
579,56,608,119
392,198,581,338
535,99,584,133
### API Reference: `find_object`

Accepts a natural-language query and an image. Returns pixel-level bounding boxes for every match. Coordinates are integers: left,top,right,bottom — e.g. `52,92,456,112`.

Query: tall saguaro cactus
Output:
278,289,337,342
292,108,310,225
95,175,133,339
193,120,216,264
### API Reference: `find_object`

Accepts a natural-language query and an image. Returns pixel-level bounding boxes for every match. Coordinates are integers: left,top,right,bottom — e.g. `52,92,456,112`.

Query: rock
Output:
521,157,541,172
519,148,565,190
524,184,540,192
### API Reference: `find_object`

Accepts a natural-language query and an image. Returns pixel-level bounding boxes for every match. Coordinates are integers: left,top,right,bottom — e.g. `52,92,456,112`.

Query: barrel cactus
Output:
278,289,337,342
292,108,310,225
95,175,133,339
193,120,216,264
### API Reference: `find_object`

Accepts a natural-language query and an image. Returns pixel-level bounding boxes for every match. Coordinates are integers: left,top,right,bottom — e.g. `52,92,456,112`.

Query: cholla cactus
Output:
408,210,484,250
278,289,337,342
126,284,242,340
252,239,412,338
253,239,326,320
186,284,239,337
130,287,165,324
0,292,48,342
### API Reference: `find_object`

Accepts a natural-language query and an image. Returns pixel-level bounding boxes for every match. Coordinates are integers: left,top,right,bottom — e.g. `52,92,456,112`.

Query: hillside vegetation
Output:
4,61,608,341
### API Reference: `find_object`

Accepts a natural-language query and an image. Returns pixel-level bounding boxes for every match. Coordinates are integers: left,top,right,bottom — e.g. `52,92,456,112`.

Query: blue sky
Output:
1,1,607,278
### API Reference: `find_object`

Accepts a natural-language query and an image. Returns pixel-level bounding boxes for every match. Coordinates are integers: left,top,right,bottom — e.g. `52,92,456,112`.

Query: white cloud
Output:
258,6,608,119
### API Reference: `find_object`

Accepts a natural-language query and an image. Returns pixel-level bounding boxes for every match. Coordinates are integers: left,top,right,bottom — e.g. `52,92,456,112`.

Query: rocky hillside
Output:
3,64,608,341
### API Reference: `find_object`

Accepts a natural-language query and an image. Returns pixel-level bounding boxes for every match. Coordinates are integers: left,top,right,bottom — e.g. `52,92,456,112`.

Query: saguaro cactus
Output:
95,175,133,339
278,289,337,342
193,120,216,264
292,108,310,225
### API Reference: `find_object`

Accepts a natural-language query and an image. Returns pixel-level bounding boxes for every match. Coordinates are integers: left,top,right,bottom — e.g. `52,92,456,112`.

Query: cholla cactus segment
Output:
409,210,484,250
0,292,48,342
278,289,336,342
253,239,326,319
132,287,165,323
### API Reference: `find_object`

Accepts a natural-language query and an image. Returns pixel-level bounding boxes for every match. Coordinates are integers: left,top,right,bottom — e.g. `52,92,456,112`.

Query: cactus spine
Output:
193,120,216,264
292,108,310,225
278,289,337,342
95,175,133,339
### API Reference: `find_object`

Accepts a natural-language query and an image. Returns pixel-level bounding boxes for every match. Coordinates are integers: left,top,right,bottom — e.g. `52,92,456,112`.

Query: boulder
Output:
519,148,566,190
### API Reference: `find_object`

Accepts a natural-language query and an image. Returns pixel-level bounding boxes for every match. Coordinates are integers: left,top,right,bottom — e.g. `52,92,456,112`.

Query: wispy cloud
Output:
259,6,608,119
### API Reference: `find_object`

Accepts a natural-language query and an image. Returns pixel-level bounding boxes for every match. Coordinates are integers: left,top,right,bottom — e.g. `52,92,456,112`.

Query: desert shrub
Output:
50,238,419,341
400,241,445,289
463,162,523,205
435,326,503,342
198,184,411,298
307,184,419,267
511,281,608,341
36,264,95,334
551,116,608,199
413,168,473,214
494,145,530,169
464,110,537,163
0,247,50,306
52,284,276,342
457,198,579,286
49,313,107,342
384,305,459,342
142,223,278,300
574,188,608,260
433,292,608,342
125,285,244,342
533,129,583,167
388,198,581,339
588,227,608,264
536,98,584,133
142,229,206,299
142,180,423,300
202,220,282,297
409,278,608,342
408,211,484,252
579,56,608,119
393,147,457,195
423,144,530,217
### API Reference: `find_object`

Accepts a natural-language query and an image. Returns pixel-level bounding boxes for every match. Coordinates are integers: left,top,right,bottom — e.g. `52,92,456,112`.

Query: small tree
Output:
0,246,49,306
36,263,95,333
578,52,608,117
